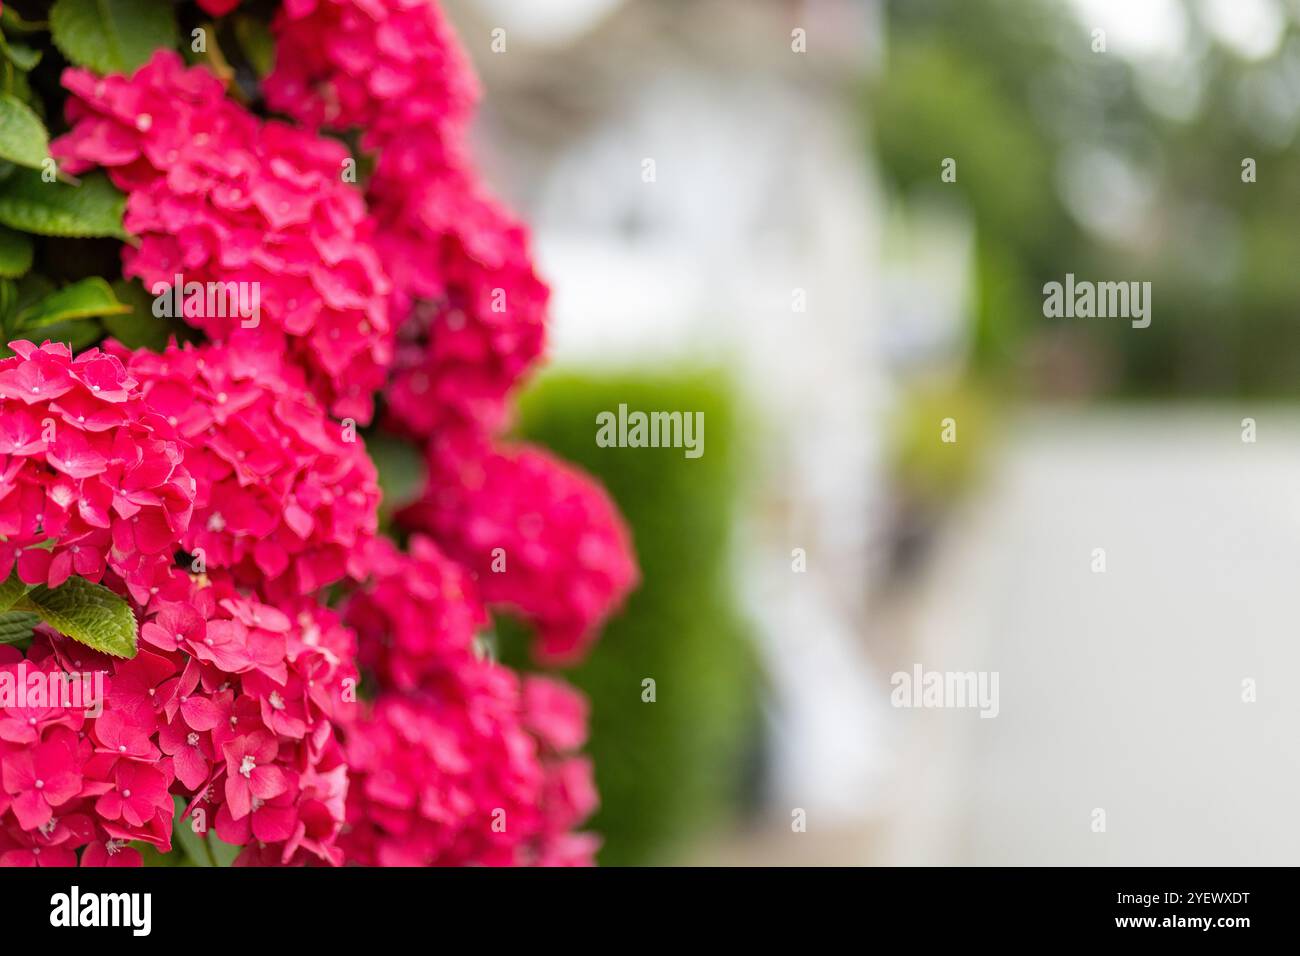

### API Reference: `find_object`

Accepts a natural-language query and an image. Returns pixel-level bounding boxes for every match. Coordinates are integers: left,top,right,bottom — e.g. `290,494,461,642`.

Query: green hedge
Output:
504,369,763,865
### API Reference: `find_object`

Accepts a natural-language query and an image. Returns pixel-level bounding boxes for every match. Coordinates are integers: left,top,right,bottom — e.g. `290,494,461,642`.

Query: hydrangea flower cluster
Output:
403,434,638,664
344,535,485,693
265,0,479,145
0,341,193,603
0,575,356,867
0,0,636,868
337,669,600,867
53,51,394,425
266,0,637,650
267,0,546,436
262,0,637,862
111,342,380,603
338,541,599,866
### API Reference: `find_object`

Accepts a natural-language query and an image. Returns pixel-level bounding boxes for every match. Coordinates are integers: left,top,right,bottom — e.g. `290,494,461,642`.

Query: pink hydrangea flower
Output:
52,51,394,424
215,785,298,846
197,0,241,15
1,726,83,831
522,676,590,754
0,811,94,867
221,731,289,819
343,535,486,692
340,655,601,866
337,536,600,866
538,755,599,837
267,0,546,435
0,340,194,602
0,649,90,745
378,167,550,436
0,571,359,866
534,831,602,867
114,341,380,600
94,760,171,828
339,666,579,866
79,838,143,867
266,0,479,146
400,433,638,663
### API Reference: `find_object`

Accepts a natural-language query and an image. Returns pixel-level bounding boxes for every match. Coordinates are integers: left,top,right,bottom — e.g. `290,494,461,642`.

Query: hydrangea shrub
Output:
0,0,637,866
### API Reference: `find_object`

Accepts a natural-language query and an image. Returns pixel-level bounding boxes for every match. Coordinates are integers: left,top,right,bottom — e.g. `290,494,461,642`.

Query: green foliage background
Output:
872,0,1300,397
500,370,764,865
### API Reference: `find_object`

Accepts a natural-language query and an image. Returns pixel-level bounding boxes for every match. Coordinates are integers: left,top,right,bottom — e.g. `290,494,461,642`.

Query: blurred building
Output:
445,0,896,847
432,0,1300,867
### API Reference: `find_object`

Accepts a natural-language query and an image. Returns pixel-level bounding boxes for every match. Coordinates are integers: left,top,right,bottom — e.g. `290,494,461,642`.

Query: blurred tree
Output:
501,370,763,865
872,0,1300,397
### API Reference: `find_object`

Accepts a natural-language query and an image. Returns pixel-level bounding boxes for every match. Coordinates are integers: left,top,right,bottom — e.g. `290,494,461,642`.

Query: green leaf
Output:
45,320,104,351
101,278,180,351
207,833,242,867
6,72,40,119
13,273,55,311
171,796,214,866
15,277,128,331
0,7,50,34
0,571,28,613
50,0,179,76
0,611,39,645
15,576,138,659
0,320,103,358
136,842,189,866
234,14,275,77
1,39,43,72
0,278,17,330
0,226,33,279
0,94,51,171
370,433,426,522
0,169,127,239
1,275,54,346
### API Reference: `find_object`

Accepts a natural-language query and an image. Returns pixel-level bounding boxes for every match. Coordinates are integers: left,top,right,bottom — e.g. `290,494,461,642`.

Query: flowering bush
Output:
0,0,636,866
